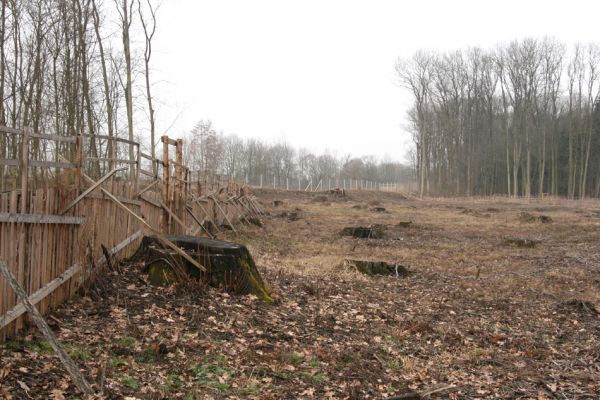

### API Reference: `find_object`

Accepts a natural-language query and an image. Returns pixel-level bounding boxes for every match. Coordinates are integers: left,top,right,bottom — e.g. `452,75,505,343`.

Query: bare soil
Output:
1,190,599,399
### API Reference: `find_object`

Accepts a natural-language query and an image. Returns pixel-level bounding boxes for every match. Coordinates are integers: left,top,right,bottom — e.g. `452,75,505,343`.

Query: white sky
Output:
150,0,600,162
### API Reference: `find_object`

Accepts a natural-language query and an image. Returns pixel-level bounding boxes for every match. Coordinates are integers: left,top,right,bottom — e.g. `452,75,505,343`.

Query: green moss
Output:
122,375,140,389
6,339,53,354
289,352,304,363
119,336,137,349
238,383,261,396
161,374,183,393
311,373,328,383
386,359,402,371
110,356,127,369
135,347,157,364
189,354,235,391
68,346,92,361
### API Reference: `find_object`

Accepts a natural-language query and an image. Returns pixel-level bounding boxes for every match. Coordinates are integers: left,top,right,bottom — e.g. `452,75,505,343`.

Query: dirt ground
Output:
1,189,599,399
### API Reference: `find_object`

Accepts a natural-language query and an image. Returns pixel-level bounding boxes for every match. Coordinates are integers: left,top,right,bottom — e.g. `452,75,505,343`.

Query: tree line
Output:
0,0,159,182
397,38,600,198
184,120,412,186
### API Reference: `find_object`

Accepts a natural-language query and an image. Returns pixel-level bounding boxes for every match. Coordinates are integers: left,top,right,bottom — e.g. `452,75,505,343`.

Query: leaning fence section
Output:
0,126,259,343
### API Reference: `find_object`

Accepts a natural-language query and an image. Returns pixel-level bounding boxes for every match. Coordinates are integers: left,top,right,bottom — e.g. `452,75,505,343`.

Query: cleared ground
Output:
1,190,599,399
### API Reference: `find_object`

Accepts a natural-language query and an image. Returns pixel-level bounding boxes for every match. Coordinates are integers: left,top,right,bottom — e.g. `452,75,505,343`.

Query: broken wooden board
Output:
131,235,273,302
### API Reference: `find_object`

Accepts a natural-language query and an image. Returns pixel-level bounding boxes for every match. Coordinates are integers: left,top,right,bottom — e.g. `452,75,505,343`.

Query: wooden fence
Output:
0,126,259,342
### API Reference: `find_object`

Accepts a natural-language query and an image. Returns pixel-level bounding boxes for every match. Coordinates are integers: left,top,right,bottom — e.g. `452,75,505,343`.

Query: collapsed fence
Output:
0,126,263,342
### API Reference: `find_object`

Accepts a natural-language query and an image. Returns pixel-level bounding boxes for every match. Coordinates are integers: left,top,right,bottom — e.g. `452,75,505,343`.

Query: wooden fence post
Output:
135,143,141,192
175,139,183,200
17,127,30,320
162,135,170,233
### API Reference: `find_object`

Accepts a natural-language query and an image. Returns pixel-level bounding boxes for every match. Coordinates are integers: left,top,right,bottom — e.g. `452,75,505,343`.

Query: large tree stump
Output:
340,225,385,239
344,259,409,276
131,235,273,302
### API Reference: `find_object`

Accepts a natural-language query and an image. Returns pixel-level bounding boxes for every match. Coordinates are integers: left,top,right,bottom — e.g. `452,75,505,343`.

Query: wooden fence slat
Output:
0,259,94,395
0,230,142,329
59,166,127,215
0,214,85,224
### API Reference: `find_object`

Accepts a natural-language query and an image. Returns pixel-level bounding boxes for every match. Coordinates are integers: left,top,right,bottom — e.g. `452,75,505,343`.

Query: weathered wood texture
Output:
0,127,257,342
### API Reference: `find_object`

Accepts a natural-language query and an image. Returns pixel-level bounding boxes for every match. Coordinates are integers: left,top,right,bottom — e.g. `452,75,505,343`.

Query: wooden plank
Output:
29,160,74,169
139,193,162,209
186,206,214,239
82,173,207,272
39,189,49,315
83,134,139,147
140,152,155,161
6,190,17,336
210,195,237,234
85,192,143,207
162,136,171,233
136,179,159,197
85,157,138,164
59,166,127,214
0,193,8,341
29,132,77,143
0,158,18,166
0,230,142,330
139,168,155,177
159,200,191,234
0,125,22,135
17,127,29,332
0,213,85,224
0,259,94,395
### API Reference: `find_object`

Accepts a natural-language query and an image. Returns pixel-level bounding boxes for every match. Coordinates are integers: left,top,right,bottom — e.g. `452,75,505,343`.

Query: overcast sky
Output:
150,0,600,162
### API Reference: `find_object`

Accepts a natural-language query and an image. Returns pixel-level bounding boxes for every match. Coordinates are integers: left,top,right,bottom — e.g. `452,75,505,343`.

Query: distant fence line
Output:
196,173,416,192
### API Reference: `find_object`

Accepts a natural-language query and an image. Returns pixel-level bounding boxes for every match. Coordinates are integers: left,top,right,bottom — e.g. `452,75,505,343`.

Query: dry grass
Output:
249,189,600,303
1,188,599,399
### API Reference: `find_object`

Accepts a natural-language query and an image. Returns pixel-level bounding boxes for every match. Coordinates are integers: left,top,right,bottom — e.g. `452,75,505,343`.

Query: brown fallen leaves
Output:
1,192,599,399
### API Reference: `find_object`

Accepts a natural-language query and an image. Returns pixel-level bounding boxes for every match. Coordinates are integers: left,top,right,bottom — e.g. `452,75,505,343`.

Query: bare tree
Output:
138,0,158,170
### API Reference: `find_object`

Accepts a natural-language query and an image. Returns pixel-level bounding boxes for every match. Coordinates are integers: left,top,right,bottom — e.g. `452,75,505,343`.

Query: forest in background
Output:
183,119,413,187
0,0,162,184
0,0,411,189
398,38,600,198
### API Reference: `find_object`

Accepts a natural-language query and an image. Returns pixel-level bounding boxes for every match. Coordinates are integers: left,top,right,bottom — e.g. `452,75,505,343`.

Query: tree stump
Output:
131,235,273,301
340,225,385,239
344,259,409,276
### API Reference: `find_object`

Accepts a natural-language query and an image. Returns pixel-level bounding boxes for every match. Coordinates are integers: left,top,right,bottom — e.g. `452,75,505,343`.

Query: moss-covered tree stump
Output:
131,235,273,302
340,225,385,239
344,259,409,276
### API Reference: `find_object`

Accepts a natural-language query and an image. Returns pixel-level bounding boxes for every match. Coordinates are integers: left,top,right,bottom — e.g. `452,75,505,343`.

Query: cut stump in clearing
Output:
344,259,409,276
340,225,385,239
504,237,538,248
131,235,273,302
